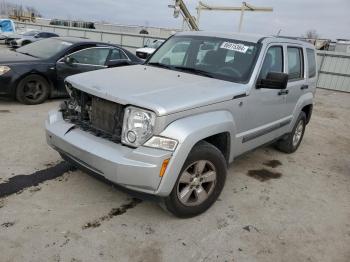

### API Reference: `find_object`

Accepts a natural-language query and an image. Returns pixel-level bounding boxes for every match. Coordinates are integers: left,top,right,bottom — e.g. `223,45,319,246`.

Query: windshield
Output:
16,38,73,59
23,31,39,36
147,35,259,83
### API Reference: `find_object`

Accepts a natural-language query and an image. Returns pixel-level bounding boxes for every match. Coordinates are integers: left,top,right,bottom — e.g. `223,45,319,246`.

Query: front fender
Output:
155,110,236,196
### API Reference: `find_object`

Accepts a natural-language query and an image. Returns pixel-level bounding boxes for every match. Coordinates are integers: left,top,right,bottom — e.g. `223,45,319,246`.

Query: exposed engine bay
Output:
60,86,125,143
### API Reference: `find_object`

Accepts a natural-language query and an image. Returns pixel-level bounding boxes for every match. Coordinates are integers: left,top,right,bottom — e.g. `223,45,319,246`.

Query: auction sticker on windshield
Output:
220,42,249,53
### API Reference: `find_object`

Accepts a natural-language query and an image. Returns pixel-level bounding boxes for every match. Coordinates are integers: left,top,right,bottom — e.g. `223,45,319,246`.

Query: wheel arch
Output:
14,72,54,98
203,132,231,165
301,104,313,124
155,110,236,196
290,92,314,130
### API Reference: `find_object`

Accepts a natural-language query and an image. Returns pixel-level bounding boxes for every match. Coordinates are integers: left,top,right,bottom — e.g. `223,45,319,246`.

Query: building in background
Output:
334,39,350,53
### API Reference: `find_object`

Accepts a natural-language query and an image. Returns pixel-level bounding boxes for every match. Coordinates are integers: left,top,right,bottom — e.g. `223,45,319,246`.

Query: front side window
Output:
69,48,110,66
259,46,283,79
306,48,316,78
288,47,304,80
147,35,260,83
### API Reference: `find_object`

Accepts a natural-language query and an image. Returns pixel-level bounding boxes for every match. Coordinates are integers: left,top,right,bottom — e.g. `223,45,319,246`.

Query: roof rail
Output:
272,35,310,42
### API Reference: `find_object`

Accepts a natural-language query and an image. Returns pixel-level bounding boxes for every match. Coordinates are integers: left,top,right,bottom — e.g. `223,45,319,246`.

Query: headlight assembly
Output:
122,106,156,147
0,66,10,76
65,81,73,97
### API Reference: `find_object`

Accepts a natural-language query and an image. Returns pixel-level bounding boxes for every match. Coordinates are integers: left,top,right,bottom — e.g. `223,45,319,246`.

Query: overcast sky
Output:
10,0,350,40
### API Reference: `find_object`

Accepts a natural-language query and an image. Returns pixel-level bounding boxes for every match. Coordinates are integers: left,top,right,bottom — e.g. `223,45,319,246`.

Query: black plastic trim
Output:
233,93,247,99
242,119,291,143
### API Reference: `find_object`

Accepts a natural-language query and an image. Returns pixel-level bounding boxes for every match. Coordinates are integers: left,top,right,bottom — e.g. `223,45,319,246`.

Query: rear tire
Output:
275,112,306,153
163,141,227,218
16,75,50,105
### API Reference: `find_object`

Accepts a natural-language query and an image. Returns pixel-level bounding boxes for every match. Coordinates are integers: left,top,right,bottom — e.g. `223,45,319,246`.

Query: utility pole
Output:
196,1,273,32
168,0,199,31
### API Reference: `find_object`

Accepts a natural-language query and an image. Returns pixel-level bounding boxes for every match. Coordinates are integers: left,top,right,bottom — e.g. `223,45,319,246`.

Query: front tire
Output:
16,75,50,105
275,112,306,153
163,141,227,218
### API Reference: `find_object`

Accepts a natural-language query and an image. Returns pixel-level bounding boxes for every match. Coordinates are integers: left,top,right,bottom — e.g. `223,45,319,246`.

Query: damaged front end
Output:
60,83,125,143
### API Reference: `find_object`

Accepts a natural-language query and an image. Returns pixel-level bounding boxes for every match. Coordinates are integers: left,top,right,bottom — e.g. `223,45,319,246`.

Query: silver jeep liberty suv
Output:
46,32,317,217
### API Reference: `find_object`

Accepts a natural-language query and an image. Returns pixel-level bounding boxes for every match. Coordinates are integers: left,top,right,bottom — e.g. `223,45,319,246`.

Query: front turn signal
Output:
159,159,170,177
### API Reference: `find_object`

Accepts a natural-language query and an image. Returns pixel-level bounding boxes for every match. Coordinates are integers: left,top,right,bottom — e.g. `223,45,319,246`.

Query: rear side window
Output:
306,48,316,78
259,46,284,79
287,47,304,80
109,48,127,60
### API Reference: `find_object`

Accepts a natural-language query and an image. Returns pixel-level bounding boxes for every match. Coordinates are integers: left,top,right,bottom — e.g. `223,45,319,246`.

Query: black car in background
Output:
0,37,142,104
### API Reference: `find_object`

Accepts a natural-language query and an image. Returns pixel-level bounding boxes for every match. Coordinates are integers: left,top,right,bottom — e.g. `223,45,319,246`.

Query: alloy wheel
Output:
177,160,217,206
23,80,44,101
292,120,304,147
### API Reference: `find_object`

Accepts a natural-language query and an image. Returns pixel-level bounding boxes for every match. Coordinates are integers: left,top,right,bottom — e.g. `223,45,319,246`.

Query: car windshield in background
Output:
16,38,73,59
149,40,164,49
147,36,259,83
23,31,39,36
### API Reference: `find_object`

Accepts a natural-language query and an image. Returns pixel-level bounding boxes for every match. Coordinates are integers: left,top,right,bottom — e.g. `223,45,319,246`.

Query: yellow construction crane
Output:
168,0,199,31
196,1,273,32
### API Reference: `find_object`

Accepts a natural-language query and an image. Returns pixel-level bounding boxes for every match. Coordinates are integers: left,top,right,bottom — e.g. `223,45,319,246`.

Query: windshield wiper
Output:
148,63,213,78
173,66,214,78
147,62,173,69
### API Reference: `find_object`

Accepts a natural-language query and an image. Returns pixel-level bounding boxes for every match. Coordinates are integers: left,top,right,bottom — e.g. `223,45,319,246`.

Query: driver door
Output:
236,44,288,155
56,47,111,90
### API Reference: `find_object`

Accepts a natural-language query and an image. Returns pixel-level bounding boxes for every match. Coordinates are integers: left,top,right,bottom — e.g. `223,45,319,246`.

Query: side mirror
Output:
63,56,74,66
257,72,288,90
106,59,131,67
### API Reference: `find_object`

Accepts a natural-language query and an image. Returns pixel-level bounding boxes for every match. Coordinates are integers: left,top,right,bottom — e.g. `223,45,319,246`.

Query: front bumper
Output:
10,40,21,48
45,110,173,195
0,70,19,96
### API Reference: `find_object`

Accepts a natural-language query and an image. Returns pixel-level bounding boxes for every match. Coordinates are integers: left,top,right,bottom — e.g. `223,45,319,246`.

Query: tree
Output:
303,29,319,39
0,1,42,17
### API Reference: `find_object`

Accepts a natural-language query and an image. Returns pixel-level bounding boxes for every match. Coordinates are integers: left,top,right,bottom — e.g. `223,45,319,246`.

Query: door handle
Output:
301,85,309,90
278,90,289,95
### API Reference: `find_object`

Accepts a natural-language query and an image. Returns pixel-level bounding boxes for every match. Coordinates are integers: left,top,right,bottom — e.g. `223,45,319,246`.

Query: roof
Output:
175,31,315,48
50,36,141,62
176,31,265,43
52,36,95,44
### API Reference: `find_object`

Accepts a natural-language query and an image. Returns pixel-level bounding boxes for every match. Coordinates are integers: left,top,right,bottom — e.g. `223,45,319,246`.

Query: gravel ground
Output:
0,88,349,262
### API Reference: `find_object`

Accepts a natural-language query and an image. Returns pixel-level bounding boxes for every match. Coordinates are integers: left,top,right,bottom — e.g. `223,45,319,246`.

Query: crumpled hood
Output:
66,65,248,116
